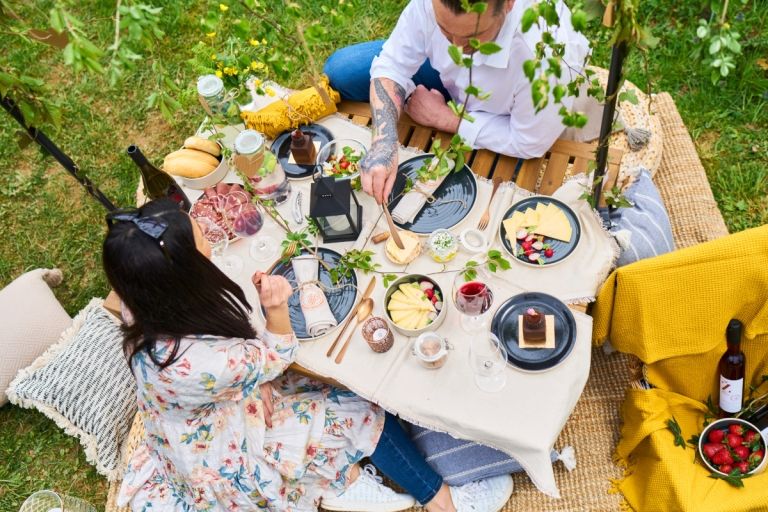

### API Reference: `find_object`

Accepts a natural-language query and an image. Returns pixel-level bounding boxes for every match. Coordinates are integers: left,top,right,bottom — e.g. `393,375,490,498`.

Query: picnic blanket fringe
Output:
6,298,126,482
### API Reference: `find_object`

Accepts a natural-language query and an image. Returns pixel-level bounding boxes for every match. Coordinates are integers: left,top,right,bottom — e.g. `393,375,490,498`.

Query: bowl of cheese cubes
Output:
384,275,446,336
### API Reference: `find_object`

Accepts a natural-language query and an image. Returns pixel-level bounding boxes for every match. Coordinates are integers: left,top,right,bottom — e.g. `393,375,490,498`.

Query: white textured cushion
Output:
0,268,71,406
7,298,136,481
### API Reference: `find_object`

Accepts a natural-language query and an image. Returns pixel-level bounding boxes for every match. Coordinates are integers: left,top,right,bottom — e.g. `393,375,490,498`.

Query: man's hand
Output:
363,78,406,204
405,85,460,133
360,143,398,204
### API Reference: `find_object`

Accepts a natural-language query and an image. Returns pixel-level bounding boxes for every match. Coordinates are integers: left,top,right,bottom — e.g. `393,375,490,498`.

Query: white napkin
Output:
391,158,454,224
291,255,337,336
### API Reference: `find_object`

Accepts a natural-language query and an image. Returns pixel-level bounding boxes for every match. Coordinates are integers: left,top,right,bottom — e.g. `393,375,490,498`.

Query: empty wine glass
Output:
453,274,494,333
194,216,243,277
470,333,507,392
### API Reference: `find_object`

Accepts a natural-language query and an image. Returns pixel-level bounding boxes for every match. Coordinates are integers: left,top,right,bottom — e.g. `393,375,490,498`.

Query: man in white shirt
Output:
323,0,590,203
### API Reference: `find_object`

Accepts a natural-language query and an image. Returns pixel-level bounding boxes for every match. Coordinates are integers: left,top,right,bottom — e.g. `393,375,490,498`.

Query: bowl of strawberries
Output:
698,418,766,477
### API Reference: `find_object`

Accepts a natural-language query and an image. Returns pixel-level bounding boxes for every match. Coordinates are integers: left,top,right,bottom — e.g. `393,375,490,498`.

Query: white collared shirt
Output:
370,0,590,158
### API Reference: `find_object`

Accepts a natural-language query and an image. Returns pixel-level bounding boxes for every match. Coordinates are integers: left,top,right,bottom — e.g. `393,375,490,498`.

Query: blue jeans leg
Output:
323,40,451,102
369,413,443,505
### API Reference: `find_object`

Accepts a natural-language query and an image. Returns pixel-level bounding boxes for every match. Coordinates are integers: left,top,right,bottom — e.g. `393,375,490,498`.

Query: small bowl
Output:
316,138,367,181
384,274,447,336
698,418,767,476
179,143,229,190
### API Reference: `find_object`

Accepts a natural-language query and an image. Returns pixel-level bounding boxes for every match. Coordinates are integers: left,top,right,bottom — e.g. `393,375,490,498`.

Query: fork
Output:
477,177,504,231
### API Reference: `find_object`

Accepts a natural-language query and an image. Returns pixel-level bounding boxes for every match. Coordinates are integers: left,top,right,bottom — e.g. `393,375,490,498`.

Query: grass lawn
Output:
0,0,765,509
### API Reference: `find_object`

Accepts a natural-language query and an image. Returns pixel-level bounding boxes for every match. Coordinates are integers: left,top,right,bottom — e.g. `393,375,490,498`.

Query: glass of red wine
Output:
453,275,494,333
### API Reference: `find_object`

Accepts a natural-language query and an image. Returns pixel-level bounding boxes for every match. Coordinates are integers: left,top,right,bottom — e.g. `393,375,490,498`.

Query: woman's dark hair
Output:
440,0,506,15
102,199,256,369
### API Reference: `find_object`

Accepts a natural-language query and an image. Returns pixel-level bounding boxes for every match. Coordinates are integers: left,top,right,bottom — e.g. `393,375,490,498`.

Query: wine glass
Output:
470,333,507,392
194,216,243,277
453,274,494,333
225,202,278,262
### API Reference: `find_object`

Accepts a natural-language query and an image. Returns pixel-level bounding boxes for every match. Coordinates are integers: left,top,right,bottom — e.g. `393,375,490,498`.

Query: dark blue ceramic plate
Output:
491,292,577,372
388,154,477,235
498,196,581,266
266,248,357,340
272,124,334,180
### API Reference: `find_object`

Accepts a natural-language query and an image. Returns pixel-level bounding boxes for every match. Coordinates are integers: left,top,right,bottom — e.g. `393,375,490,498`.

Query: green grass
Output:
0,0,765,509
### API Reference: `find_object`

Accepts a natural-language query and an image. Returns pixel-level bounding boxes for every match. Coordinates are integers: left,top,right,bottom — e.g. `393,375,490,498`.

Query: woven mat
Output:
105,93,730,512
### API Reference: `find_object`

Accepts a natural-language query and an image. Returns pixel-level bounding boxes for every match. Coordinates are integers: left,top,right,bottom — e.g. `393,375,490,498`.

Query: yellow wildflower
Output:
219,3,229,12
265,86,276,97
253,78,263,87
215,70,223,78
261,38,267,44
206,31,216,39
250,61,259,71
211,54,217,60
249,38,260,47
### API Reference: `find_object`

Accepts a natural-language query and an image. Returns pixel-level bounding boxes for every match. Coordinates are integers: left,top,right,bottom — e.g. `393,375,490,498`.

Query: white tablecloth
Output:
181,114,617,497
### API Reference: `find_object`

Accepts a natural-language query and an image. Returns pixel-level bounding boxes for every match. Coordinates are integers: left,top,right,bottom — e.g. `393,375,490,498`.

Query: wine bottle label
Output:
719,375,744,413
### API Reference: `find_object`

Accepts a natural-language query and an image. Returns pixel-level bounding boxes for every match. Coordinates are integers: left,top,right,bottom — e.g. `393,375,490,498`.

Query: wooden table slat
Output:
338,101,372,118
408,126,435,152
515,158,542,192
470,149,497,178
491,156,520,182
538,152,571,195
350,114,370,127
571,157,590,175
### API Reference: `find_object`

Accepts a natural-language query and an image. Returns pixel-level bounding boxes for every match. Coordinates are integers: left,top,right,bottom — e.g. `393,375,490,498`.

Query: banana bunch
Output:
163,136,222,178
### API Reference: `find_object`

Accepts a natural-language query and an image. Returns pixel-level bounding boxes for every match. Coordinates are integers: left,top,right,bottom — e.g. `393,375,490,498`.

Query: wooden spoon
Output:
334,298,374,364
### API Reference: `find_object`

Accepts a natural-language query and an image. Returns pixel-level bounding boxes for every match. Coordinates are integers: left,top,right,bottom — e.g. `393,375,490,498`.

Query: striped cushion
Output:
7,299,136,480
408,424,558,486
611,169,675,266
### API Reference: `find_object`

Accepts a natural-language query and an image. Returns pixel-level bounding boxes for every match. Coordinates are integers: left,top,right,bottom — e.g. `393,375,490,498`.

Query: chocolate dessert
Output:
290,128,316,165
522,307,546,342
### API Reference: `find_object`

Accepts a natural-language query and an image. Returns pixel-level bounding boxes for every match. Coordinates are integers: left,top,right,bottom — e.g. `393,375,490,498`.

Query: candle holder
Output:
361,317,394,353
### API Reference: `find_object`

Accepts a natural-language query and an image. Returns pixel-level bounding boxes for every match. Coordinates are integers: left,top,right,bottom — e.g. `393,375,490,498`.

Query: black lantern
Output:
309,176,362,243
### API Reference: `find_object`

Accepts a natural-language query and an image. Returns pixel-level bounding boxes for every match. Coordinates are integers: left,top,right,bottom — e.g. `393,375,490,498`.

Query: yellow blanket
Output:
240,77,340,139
592,225,768,511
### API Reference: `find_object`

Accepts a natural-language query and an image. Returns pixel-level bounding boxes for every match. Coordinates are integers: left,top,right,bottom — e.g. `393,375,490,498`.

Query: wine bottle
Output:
719,319,746,417
127,145,192,212
746,404,768,439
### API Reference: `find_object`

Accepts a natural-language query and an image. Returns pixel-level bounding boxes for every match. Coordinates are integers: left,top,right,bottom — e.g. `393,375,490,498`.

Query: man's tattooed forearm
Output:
362,79,405,172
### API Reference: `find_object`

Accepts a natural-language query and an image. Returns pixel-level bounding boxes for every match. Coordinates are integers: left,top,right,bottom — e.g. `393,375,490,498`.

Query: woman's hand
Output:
253,271,293,335
253,272,292,310
260,382,275,428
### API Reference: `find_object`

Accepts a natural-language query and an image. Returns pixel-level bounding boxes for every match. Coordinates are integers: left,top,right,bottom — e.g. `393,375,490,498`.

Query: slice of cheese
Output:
534,205,572,242
502,211,526,241
415,310,429,329
400,310,421,330
521,207,538,228
390,310,411,323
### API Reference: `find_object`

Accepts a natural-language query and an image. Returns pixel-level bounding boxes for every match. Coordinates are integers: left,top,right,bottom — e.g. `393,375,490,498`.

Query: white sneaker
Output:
322,464,417,512
449,475,514,512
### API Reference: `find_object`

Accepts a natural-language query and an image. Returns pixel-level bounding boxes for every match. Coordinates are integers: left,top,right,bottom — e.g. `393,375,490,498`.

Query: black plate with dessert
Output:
265,247,357,340
272,124,334,179
490,291,577,371
499,196,580,266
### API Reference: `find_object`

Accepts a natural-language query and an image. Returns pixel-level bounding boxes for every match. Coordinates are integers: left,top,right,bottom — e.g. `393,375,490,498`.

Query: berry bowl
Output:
384,275,447,336
697,418,766,477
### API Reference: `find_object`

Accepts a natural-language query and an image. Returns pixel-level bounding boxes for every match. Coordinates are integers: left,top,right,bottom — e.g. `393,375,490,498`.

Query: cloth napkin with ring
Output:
291,255,337,336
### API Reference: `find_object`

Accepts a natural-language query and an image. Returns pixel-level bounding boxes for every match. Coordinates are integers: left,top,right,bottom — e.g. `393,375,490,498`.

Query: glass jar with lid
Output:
427,229,459,263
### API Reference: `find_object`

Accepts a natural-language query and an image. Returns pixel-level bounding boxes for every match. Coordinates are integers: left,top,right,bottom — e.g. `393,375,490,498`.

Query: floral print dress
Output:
117,330,385,512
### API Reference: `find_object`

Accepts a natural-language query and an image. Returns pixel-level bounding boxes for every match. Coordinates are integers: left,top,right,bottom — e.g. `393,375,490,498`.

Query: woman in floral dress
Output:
105,199,512,512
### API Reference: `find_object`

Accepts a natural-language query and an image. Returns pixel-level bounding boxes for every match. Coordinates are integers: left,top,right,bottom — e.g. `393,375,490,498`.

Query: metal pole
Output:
0,95,116,211
592,42,627,223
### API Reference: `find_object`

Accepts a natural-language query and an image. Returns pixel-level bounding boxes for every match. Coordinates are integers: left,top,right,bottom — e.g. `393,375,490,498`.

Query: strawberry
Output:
727,433,744,449
744,430,757,444
749,449,764,465
733,445,750,461
431,295,438,304
702,443,725,459
735,461,750,474
339,160,350,170
712,450,733,466
544,248,554,258
719,464,734,474
424,288,434,299
708,429,726,444
521,241,533,250
729,424,745,436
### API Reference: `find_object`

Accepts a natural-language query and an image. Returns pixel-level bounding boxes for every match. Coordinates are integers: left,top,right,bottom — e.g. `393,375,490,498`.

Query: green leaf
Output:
521,7,538,32
552,84,566,103
708,472,746,488
618,89,639,105
710,39,722,54
487,249,501,259
523,59,537,81
476,41,502,55
49,8,65,33
469,2,487,14
666,417,686,450
448,44,463,65
571,9,587,32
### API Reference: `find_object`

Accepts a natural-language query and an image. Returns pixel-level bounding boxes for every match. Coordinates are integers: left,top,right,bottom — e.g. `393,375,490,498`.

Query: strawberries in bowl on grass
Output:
697,418,767,485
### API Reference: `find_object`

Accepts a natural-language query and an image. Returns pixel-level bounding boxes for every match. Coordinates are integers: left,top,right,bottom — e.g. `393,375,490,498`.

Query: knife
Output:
326,276,377,357
383,204,405,250
293,191,304,225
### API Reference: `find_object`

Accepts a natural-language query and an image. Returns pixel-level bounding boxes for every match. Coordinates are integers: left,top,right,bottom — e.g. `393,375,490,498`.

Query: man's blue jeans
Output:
369,412,443,504
323,40,451,102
